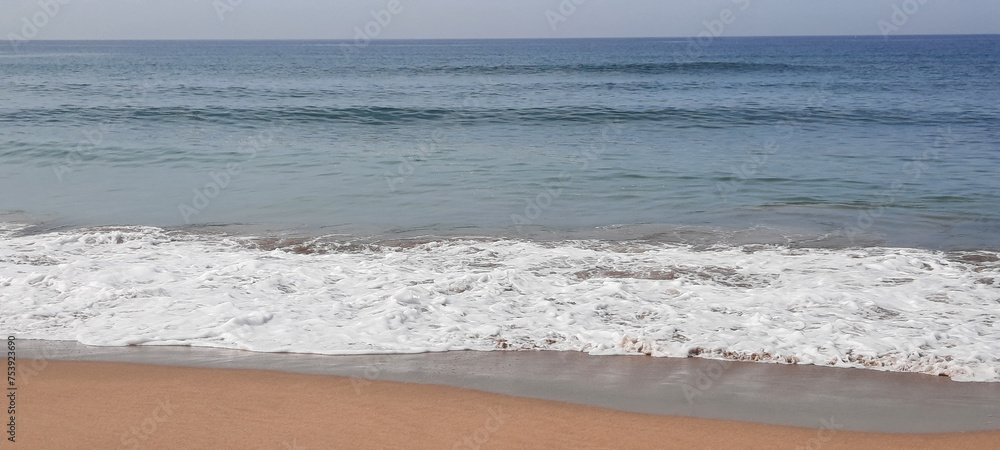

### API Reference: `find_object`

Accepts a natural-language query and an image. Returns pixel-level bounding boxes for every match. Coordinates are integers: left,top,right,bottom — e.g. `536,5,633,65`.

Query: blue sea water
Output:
1,36,999,248
4,36,1000,380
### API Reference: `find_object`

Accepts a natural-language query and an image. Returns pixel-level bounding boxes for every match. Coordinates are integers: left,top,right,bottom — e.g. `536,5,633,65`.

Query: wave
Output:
3,105,995,127
391,61,831,76
1,223,998,381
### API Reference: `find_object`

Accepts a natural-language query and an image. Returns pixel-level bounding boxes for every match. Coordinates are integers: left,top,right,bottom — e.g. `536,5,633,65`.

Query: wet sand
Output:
17,340,1000,433
11,359,1000,449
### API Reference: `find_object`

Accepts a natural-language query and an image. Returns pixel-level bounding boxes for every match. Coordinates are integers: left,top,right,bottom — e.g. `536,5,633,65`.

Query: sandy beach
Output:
17,340,1000,433
3,5,998,449
7,359,998,449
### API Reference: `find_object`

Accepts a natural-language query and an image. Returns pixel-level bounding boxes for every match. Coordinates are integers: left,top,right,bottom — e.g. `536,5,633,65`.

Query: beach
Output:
8,340,1000,448
12,358,1000,449
2,35,999,449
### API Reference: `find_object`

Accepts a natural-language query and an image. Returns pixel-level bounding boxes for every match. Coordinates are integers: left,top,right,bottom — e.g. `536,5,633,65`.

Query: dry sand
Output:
7,360,999,449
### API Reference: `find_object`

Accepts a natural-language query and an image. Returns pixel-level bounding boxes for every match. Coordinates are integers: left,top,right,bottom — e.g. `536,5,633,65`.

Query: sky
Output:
1,0,998,40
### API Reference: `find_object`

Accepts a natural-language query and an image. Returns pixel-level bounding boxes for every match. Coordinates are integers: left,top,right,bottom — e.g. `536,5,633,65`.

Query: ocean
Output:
1,36,998,381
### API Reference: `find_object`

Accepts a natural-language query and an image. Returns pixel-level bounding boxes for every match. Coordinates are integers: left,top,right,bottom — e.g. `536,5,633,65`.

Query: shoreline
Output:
18,340,1000,434
6,218,999,252
11,358,1000,449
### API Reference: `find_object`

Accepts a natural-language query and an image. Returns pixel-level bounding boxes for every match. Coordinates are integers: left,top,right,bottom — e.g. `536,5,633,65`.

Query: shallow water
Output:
1,37,998,249
1,37,999,379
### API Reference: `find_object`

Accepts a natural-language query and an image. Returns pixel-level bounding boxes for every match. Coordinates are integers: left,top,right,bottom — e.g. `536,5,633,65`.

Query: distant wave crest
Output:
4,104,994,127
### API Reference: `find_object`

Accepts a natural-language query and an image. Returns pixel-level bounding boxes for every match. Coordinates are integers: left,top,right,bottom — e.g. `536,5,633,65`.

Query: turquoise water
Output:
1,36,998,249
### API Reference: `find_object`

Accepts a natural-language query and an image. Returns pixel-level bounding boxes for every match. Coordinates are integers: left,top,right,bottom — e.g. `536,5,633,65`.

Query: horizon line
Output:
10,33,999,42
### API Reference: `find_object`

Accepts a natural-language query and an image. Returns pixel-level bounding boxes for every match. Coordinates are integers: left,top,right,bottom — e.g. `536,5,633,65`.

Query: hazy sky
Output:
2,0,998,40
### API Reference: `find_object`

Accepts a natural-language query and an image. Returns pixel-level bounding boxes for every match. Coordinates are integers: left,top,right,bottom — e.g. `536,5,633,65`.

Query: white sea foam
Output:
1,223,998,381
